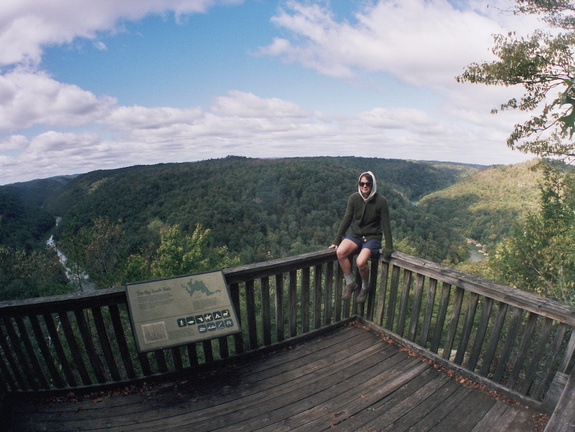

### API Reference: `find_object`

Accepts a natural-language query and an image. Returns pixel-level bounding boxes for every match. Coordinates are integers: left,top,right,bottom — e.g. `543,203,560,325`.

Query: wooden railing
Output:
368,251,575,411
1,249,574,413
0,250,347,394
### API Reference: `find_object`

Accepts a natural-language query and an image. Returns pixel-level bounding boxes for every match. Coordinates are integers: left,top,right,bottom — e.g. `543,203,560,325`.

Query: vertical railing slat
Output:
442,286,465,360
289,270,298,338
532,323,568,400
431,282,452,354
301,268,310,334
108,304,136,379
91,307,121,381
324,261,334,326
365,258,379,320
479,302,508,377
2,317,38,390
385,265,401,331
202,340,213,364
375,261,390,326
0,321,26,390
261,277,271,346
507,312,539,388
59,311,92,385
334,265,344,321
467,297,494,371
454,292,479,365
138,351,152,376
73,309,106,383
186,343,199,367
275,274,285,342
14,316,49,389
230,283,243,355
154,349,167,372
407,273,425,342
396,270,413,338
171,347,183,370
28,314,65,388
313,264,322,330
493,307,524,383
0,327,18,390
245,280,258,350
557,328,575,374
218,335,229,359
42,313,77,387
419,278,437,348
520,317,553,395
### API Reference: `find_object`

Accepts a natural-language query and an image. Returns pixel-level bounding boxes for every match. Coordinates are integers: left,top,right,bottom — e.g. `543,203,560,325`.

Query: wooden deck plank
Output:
471,402,537,432
335,368,452,431
283,359,433,431
167,336,402,431
3,324,546,432
239,353,424,431
7,326,364,424
9,325,359,418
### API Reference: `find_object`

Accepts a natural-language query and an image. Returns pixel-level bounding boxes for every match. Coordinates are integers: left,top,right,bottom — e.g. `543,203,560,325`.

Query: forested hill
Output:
39,156,480,264
0,175,75,250
418,160,543,246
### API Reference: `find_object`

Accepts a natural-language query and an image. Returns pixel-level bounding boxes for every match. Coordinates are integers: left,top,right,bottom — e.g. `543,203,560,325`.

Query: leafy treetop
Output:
457,0,575,161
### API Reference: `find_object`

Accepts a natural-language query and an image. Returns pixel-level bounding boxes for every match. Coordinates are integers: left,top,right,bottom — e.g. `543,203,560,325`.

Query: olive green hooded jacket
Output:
333,171,393,256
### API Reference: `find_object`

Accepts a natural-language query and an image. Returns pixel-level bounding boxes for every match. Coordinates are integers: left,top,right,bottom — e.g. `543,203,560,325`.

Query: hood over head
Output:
358,171,377,202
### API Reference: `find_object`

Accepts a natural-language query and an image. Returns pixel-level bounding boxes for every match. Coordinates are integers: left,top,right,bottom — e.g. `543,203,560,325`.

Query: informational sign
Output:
126,270,241,352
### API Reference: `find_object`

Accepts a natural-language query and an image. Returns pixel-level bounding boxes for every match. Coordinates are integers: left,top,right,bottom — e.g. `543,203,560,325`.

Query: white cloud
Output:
93,41,108,51
211,90,307,118
0,135,28,152
0,0,541,184
356,107,438,131
0,88,531,184
260,0,547,96
107,105,203,130
0,0,245,66
0,70,116,131
259,0,505,87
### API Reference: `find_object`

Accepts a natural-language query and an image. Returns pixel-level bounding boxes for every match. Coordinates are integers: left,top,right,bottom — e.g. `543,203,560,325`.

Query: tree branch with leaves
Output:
457,0,575,161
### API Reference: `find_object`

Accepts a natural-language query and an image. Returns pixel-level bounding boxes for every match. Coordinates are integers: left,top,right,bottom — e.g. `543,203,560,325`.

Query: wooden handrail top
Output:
391,250,575,326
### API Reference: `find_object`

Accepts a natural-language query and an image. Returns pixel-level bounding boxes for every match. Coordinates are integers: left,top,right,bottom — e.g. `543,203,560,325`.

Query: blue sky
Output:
0,0,543,184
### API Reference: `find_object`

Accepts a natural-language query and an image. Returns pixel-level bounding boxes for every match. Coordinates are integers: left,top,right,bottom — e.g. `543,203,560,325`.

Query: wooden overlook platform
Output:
1,250,575,431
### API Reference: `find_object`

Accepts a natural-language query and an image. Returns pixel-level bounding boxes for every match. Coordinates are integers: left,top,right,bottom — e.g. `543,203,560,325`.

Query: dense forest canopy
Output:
1,155,556,301
41,156,479,264
418,159,544,245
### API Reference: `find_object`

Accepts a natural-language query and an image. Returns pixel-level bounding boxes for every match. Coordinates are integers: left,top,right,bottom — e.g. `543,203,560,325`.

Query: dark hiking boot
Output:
356,288,369,304
342,282,358,300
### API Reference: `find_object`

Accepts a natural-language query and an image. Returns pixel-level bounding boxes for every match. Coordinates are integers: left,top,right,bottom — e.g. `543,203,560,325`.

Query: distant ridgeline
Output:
0,156,543,266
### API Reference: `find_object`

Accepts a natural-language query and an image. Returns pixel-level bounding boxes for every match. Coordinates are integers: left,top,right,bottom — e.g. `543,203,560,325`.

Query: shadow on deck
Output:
3,322,546,432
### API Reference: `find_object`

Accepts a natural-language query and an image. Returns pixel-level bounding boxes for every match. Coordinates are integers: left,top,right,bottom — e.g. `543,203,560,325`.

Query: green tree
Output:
125,223,240,281
0,246,68,300
150,224,238,278
487,163,575,304
457,0,575,160
59,216,128,290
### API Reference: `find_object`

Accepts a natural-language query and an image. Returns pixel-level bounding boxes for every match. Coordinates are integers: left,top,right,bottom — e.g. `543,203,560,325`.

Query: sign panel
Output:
126,270,241,352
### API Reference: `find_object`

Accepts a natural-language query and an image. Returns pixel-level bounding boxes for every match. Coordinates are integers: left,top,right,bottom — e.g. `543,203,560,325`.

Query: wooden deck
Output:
2,323,547,432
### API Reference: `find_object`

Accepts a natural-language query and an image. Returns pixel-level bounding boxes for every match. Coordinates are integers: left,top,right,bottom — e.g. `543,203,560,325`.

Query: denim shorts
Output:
345,234,381,255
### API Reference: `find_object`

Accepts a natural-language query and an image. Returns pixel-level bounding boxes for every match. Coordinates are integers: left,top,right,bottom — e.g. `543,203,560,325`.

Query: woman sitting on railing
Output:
329,170,394,303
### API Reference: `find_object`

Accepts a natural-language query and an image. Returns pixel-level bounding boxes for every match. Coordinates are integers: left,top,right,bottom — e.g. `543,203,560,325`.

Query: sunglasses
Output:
358,182,373,187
